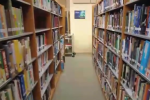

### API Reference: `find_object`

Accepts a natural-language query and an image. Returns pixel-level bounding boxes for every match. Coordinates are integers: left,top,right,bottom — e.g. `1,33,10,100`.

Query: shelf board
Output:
34,5,50,13
37,45,52,57
106,28,122,33
97,38,104,44
25,81,38,99
105,44,120,58
51,27,59,29
105,79,117,99
15,0,31,5
51,11,62,17
0,32,33,42
93,44,96,48
55,60,60,70
125,0,139,5
35,28,50,33
26,57,36,66
98,27,105,29
59,26,63,28
122,57,150,83
97,60,103,72
98,12,105,16
124,32,150,40
39,60,53,78
121,82,135,100
41,74,53,97
105,5,123,13
0,68,25,90
98,52,103,59
107,64,118,79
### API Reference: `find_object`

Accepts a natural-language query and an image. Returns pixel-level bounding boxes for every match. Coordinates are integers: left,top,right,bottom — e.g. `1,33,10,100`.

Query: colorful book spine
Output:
140,41,150,74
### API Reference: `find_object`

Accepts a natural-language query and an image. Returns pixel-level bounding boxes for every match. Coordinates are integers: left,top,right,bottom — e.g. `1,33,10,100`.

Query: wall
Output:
70,0,93,53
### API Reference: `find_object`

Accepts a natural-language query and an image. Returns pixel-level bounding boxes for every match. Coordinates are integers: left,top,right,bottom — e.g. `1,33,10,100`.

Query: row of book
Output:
40,66,50,91
42,83,51,100
51,0,62,15
0,64,35,100
0,2,24,38
118,88,131,100
52,15,59,28
36,33,47,55
0,37,32,86
104,0,123,11
98,30,104,42
38,51,48,75
121,62,150,100
122,36,150,76
96,63,117,100
104,64,118,97
33,0,51,11
98,42,104,58
54,41,60,56
105,48,119,75
106,31,121,54
98,1,104,14
52,29,59,44
107,9,123,31
97,15,105,28
125,4,150,36
33,0,62,15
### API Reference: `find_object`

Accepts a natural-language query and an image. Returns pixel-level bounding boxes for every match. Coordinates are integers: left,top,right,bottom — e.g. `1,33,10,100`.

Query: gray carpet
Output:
52,54,105,100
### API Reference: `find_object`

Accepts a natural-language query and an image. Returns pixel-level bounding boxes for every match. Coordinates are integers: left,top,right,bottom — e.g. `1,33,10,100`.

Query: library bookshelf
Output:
0,0,65,100
92,0,150,100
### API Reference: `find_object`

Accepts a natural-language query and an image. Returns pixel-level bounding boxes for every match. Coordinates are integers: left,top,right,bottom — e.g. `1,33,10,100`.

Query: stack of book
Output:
51,0,62,15
0,1,24,38
98,30,104,42
125,4,150,36
98,43,104,58
52,15,59,28
33,0,51,11
40,67,50,90
97,15,105,28
94,17,97,26
0,37,33,84
94,5,98,16
122,37,150,78
107,9,123,31
104,0,123,11
120,63,150,100
105,48,119,76
54,55,60,70
52,29,59,44
106,31,121,54
0,63,35,100
98,1,104,14
38,51,48,74
36,33,47,54
54,41,60,56
42,83,51,100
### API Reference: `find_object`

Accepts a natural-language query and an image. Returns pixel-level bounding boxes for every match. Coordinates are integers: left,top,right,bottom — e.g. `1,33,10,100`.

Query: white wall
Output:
70,0,93,53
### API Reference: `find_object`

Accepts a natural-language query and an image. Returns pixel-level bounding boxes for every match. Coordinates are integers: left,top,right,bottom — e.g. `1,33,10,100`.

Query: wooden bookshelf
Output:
0,0,65,100
92,0,150,100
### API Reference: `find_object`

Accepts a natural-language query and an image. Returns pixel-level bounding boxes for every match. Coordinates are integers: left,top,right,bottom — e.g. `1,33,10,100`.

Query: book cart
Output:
0,0,65,100
92,0,150,100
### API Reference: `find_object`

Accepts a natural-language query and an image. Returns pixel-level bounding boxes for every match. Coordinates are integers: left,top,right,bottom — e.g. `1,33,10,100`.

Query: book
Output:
0,4,8,38
140,41,150,74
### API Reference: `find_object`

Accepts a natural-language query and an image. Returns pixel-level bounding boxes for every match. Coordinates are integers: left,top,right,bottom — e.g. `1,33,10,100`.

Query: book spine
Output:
18,74,26,100
2,50,10,79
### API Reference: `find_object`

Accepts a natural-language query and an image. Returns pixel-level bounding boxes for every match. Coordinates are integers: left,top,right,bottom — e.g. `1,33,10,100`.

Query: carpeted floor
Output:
52,54,105,100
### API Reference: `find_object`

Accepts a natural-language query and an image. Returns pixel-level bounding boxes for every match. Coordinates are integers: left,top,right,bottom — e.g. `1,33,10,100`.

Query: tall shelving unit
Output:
0,0,65,100
92,0,150,100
